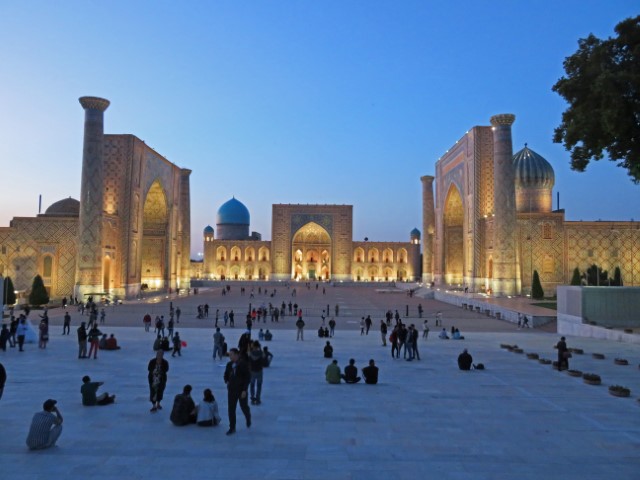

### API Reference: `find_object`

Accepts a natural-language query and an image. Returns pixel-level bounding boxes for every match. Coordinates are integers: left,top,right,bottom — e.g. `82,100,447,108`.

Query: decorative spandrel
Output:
290,214,333,237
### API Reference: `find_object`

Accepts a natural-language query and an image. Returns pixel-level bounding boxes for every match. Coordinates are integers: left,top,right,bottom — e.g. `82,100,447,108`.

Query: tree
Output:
570,267,582,286
586,264,609,286
3,276,17,305
531,270,544,299
29,275,49,306
552,15,640,183
612,266,623,286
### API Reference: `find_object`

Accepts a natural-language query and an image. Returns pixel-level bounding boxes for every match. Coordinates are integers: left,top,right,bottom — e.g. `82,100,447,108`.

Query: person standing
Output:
328,318,336,337
16,317,28,352
38,319,49,349
248,341,264,405
380,320,387,346
26,399,63,450
365,315,372,335
295,317,305,341
148,350,169,412
422,320,429,339
0,362,6,400
171,332,182,357
77,322,88,358
63,312,71,335
175,307,181,323
556,336,569,371
213,328,225,361
87,324,102,359
223,348,251,435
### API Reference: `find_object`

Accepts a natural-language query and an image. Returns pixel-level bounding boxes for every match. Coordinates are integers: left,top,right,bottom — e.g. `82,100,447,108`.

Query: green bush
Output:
2,276,16,305
29,275,49,306
531,270,544,299
570,267,581,286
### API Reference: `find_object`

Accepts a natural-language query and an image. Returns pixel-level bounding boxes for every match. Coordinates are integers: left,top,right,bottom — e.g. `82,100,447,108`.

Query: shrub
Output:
570,267,582,286
531,270,544,299
28,275,49,306
2,276,16,305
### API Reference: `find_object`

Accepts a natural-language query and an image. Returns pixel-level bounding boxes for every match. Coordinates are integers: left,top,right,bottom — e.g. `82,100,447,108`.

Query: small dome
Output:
42,197,80,217
203,225,214,234
410,228,421,238
513,144,555,189
216,197,250,225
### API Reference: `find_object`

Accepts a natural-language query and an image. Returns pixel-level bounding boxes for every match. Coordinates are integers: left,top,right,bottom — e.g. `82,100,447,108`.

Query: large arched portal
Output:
291,222,331,280
443,184,464,285
141,180,169,290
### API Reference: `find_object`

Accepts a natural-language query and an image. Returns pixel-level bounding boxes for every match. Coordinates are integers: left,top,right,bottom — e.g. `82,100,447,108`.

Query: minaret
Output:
179,168,192,290
490,113,519,296
421,175,435,284
75,96,110,298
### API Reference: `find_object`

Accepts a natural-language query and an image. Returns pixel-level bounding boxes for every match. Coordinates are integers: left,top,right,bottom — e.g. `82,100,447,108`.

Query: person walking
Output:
148,350,169,412
62,312,71,335
87,324,102,359
213,328,225,361
77,322,88,358
248,341,264,405
556,336,569,371
380,320,387,346
223,348,251,435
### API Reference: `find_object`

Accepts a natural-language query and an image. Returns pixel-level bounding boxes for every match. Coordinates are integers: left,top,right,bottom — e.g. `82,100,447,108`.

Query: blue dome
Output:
410,228,421,238
513,145,555,189
203,225,214,234
216,197,250,225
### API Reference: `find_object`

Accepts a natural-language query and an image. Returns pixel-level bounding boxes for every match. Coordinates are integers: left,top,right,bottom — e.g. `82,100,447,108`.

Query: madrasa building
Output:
421,113,640,296
0,97,191,300
199,200,421,282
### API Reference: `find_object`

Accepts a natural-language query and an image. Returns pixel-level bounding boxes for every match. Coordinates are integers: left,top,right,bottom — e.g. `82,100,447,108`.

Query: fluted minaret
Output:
421,175,435,284
75,96,110,298
490,114,519,296
179,168,192,289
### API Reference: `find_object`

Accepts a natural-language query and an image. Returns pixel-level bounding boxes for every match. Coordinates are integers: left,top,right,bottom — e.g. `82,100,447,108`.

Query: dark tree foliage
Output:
2,276,17,305
612,266,623,286
531,270,544,299
552,16,640,183
570,267,582,286
29,275,49,306
586,264,609,286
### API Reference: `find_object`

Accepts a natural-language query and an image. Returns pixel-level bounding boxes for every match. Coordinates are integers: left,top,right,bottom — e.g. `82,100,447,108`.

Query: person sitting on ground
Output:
81,375,115,406
341,358,361,384
196,388,221,427
438,328,449,340
170,384,197,426
26,399,63,450
264,330,273,341
323,327,329,338
323,341,333,358
458,349,473,370
153,334,162,351
317,326,324,338
258,329,265,341
452,328,465,340
98,334,108,350
262,346,273,367
362,359,379,385
325,359,341,384
104,334,120,350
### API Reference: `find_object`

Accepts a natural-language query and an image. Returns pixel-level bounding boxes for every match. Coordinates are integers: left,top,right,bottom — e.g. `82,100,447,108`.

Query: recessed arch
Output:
291,222,331,280
443,183,464,284
141,180,169,290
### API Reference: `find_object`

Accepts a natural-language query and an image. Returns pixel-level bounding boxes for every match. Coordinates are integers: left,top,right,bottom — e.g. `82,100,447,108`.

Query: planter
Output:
608,386,631,398
538,358,552,365
500,344,511,349
592,353,605,360
583,378,601,385
526,353,539,360
583,373,601,385
588,321,597,326
512,348,524,354
569,348,584,354
614,359,629,366
567,369,582,377
624,328,633,334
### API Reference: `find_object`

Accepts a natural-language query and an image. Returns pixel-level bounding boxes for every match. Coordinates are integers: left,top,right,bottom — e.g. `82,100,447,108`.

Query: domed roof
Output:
42,197,80,217
410,227,421,238
513,144,555,189
203,225,214,234
216,197,250,225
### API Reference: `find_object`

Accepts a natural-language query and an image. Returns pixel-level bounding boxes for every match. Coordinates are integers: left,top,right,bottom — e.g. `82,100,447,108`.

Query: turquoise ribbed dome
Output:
216,197,250,225
513,145,555,188
410,228,421,238
203,225,214,234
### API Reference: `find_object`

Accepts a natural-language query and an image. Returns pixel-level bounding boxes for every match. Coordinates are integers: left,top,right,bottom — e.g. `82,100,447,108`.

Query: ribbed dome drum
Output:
216,197,250,240
513,145,555,213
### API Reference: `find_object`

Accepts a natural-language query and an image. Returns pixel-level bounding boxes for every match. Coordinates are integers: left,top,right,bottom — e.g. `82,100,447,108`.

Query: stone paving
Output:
1,285,639,479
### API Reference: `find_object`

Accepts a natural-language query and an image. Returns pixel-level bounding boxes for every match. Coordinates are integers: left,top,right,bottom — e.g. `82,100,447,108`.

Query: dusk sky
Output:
1,1,638,257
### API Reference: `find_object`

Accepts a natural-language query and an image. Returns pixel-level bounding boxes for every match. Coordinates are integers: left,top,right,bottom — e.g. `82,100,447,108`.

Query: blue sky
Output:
1,1,638,257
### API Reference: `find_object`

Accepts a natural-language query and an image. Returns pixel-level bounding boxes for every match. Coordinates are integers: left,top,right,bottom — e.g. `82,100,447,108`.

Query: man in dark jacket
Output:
248,341,264,405
458,349,473,371
170,384,196,425
341,358,361,384
223,348,251,435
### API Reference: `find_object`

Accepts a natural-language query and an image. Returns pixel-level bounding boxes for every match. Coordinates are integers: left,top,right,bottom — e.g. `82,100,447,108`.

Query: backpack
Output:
473,363,485,370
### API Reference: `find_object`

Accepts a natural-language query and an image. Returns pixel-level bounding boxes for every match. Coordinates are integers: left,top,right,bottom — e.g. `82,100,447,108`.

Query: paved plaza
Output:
1,284,639,479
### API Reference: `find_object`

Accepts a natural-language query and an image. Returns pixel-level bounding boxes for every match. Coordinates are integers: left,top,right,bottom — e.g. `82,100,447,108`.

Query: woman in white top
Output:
196,389,221,427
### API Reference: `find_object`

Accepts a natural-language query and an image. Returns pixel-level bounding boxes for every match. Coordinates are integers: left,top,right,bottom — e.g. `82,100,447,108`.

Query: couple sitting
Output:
170,385,222,427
